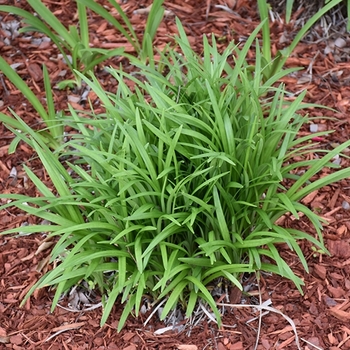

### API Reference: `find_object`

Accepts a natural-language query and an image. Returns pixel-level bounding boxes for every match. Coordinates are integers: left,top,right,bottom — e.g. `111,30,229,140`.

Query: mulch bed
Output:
1,0,350,349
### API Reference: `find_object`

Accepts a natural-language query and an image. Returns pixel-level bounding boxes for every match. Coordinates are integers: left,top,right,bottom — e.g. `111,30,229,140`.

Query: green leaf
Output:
0,56,48,122
27,0,76,47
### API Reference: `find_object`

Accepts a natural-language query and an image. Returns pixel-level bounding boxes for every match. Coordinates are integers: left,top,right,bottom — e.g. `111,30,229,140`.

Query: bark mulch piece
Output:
1,0,350,349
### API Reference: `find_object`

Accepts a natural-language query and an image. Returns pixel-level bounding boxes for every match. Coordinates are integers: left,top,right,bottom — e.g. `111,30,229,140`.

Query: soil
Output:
1,0,350,349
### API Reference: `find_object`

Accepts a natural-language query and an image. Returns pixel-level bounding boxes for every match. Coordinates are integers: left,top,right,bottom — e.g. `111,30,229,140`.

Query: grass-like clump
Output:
1,16,350,332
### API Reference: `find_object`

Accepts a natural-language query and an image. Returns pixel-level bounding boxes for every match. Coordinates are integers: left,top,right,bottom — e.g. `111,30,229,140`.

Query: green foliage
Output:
0,0,164,88
0,57,64,150
78,0,165,63
345,0,350,31
284,0,350,27
0,0,164,149
1,17,350,331
257,0,343,81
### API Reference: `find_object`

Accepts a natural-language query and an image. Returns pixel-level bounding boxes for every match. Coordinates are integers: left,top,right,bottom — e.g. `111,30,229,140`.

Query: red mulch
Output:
1,0,350,349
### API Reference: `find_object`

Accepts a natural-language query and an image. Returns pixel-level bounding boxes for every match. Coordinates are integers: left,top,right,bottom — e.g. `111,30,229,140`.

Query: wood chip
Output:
51,322,85,332
27,63,43,82
301,190,318,205
313,264,327,280
329,308,350,322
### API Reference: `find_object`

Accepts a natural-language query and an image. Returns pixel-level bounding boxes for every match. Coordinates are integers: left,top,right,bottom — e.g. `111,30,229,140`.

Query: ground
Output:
1,0,350,349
